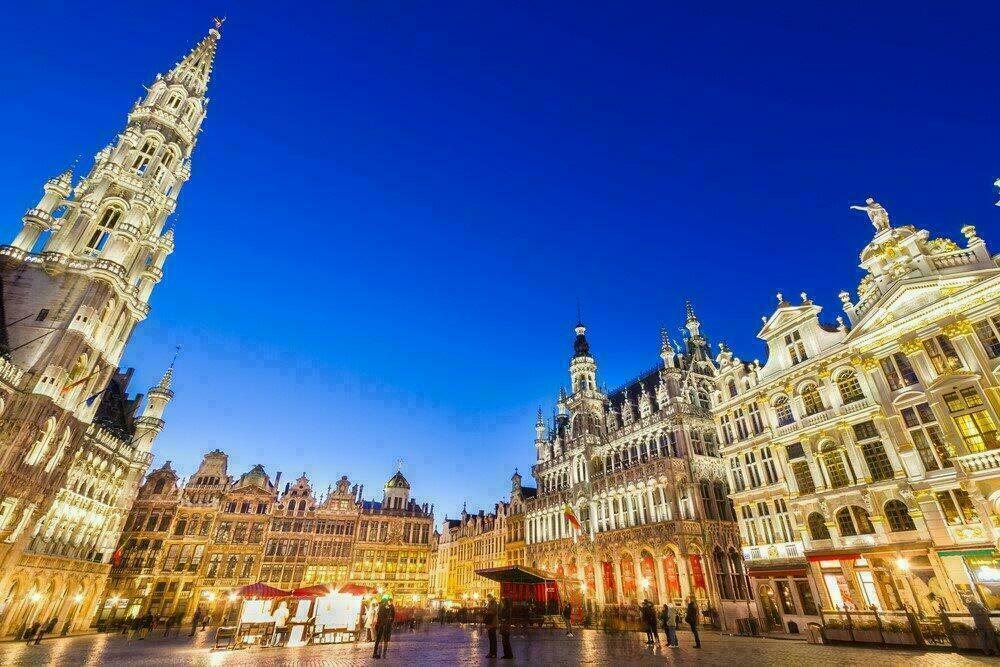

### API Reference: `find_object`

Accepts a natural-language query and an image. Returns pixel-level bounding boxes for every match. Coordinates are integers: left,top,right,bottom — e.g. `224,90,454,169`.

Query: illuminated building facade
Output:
524,313,746,627
436,502,509,605
0,23,222,638
714,200,1000,633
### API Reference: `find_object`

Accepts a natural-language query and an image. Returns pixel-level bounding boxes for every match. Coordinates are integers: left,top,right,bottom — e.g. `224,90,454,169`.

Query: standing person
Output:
365,602,378,641
641,599,657,645
383,600,396,657
372,600,392,659
685,597,701,649
34,616,57,645
967,599,999,656
484,594,499,658
190,606,203,637
562,601,573,637
662,604,679,647
164,613,175,637
499,598,514,660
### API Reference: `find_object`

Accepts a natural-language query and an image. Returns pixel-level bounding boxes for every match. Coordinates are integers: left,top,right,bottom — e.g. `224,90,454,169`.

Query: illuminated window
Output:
800,384,824,416
901,403,952,470
944,388,998,453
936,489,979,526
923,335,963,374
837,370,865,404
884,500,916,532
880,353,918,390
807,512,829,540
973,316,1000,359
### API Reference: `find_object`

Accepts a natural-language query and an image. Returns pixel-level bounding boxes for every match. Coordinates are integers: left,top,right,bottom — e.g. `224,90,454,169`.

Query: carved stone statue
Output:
850,197,890,232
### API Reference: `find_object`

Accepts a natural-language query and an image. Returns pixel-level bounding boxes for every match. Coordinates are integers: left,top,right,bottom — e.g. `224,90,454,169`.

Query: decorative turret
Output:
659,326,676,368
569,321,597,396
132,349,177,452
684,300,701,338
383,461,411,508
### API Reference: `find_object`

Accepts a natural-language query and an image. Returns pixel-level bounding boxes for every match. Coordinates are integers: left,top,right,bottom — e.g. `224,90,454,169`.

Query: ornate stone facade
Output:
715,199,1000,632
524,311,745,628
0,23,221,638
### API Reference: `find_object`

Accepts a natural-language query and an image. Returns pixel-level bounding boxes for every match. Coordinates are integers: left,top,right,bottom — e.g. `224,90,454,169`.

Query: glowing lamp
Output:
227,593,238,603
895,558,910,572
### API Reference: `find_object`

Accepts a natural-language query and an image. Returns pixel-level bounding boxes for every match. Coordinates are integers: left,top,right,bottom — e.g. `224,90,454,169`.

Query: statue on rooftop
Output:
850,197,890,232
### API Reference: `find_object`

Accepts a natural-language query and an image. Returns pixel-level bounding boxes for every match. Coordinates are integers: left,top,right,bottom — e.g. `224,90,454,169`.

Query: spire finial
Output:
158,345,180,389
396,457,404,472
576,298,583,327
685,300,697,323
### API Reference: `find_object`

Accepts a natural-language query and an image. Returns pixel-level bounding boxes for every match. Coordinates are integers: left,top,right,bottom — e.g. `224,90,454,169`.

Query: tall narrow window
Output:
973,316,1000,359
880,353,919,390
85,206,123,252
774,396,794,426
923,335,963,374
791,460,815,494
785,331,807,365
945,387,999,453
801,384,825,416
760,447,778,484
901,402,952,470
853,421,894,481
131,138,158,174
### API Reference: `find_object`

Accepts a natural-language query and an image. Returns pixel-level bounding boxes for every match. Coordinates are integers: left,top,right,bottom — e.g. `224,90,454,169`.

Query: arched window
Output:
836,506,875,537
131,137,159,174
25,418,56,466
43,428,72,473
153,478,166,494
183,102,198,123
729,548,748,599
165,91,183,111
713,547,733,599
807,512,829,540
884,500,916,532
800,383,825,416
774,396,794,426
85,205,124,252
728,380,738,398
837,370,865,404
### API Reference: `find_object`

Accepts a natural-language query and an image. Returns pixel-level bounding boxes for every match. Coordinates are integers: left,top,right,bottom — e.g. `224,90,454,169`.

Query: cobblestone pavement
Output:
0,624,995,666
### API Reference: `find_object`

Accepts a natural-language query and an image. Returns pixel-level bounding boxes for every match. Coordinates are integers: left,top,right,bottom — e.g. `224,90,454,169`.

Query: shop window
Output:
795,579,818,615
776,580,796,614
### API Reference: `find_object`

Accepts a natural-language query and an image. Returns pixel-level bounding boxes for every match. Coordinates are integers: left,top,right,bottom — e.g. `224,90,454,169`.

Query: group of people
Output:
482,594,514,659
362,598,396,659
23,617,59,645
640,597,702,649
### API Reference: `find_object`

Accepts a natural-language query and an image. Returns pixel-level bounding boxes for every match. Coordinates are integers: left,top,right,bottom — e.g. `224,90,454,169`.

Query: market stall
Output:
288,582,371,645
476,565,582,625
228,582,291,648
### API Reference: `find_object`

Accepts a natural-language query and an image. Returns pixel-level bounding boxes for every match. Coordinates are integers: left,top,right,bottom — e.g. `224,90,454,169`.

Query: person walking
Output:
190,606,203,637
24,620,41,645
34,617,57,645
641,599,657,644
499,598,514,660
685,597,701,648
164,613,175,637
484,594,499,658
562,601,573,637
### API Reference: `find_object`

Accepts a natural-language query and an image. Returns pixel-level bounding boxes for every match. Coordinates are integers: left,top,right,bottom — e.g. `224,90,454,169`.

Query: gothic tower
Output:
0,22,223,638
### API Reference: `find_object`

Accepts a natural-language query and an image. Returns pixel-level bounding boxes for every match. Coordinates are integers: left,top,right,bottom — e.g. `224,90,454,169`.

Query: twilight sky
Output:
1,2,997,523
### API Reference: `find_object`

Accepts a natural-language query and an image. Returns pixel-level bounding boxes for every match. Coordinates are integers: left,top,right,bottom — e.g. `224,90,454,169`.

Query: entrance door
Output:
758,584,781,631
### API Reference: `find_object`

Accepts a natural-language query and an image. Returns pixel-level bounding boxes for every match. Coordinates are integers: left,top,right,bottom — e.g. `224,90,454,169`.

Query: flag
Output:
111,547,123,566
81,387,109,407
563,503,582,531
60,368,100,396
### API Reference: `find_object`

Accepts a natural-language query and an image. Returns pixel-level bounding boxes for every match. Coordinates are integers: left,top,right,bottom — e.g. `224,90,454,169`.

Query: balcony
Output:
956,449,1000,475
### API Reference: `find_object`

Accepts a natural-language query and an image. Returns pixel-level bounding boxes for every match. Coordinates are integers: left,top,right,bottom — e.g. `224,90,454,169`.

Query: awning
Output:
748,567,808,578
233,582,290,599
476,565,571,584
288,582,374,598
938,548,997,558
807,552,861,563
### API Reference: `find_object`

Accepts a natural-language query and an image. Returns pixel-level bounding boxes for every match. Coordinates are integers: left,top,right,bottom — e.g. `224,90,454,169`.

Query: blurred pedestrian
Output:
34,617,57,644
484,594,499,658
190,606,202,637
641,599,657,644
685,597,701,649
499,599,513,660
562,602,573,637
24,620,40,645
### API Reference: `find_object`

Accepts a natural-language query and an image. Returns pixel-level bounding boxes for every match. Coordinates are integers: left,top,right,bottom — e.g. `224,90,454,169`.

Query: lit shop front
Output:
938,548,1000,610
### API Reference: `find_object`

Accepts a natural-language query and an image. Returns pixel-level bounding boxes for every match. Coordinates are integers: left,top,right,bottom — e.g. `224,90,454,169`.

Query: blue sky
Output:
1,2,997,523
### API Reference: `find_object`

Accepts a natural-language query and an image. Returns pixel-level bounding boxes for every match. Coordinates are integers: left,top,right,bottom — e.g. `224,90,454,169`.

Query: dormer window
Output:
784,331,807,365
